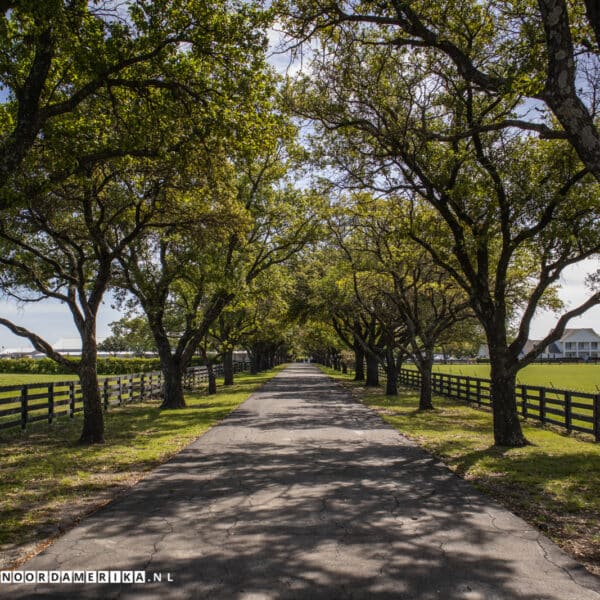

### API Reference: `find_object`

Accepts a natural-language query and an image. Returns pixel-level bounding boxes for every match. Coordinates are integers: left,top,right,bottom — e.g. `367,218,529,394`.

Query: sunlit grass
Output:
0,366,284,567
320,365,600,575
0,373,79,386
403,362,600,393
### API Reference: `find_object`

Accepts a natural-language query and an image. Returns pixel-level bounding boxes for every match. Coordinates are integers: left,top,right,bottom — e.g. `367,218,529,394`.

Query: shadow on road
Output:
6,366,597,599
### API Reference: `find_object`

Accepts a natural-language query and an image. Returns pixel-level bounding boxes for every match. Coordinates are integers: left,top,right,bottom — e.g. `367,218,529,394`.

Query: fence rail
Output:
386,367,600,441
0,361,250,433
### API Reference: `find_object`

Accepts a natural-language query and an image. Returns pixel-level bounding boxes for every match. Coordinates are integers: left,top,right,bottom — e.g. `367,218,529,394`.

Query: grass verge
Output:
319,365,600,576
0,366,284,568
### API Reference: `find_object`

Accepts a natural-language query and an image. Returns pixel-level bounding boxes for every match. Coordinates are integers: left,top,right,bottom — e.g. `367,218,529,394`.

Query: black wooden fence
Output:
384,367,600,441
0,361,250,433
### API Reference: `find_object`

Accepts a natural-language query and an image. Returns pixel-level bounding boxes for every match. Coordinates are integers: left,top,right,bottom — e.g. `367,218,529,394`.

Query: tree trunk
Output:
223,350,234,386
161,359,186,409
396,353,404,375
250,352,258,375
207,362,217,395
489,353,528,446
365,353,379,387
354,343,365,381
78,333,105,444
259,352,267,371
417,355,434,410
385,347,398,396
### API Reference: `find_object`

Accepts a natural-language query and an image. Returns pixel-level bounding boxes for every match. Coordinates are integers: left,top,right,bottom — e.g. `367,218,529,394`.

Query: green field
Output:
0,373,78,386
405,363,600,393
400,362,600,438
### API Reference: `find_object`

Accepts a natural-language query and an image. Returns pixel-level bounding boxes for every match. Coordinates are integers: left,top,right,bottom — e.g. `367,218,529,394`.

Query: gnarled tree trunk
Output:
207,362,217,395
223,349,234,386
160,357,186,409
415,353,434,410
365,353,379,387
489,349,527,446
78,330,105,444
385,346,398,396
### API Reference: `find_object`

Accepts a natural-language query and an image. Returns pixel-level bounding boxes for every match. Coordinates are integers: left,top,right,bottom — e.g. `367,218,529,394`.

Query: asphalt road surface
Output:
3,364,600,599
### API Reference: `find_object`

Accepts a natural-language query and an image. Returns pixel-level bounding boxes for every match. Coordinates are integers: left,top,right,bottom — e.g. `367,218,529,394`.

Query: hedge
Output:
0,357,203,375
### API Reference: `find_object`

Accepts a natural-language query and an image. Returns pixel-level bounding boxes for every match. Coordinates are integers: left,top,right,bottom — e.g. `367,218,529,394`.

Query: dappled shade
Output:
4,366,597,599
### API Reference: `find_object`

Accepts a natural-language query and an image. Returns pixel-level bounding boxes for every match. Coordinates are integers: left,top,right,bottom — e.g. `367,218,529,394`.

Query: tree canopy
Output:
0,1,599,449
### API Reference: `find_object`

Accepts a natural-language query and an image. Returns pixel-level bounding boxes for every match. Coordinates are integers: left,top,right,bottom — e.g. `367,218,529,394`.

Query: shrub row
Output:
0,357,201,375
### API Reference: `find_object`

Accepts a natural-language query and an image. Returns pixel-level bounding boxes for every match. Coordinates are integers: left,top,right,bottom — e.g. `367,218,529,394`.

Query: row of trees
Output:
280,0,600,447
0,2,320,444
290,199,480,404
1,1,599,450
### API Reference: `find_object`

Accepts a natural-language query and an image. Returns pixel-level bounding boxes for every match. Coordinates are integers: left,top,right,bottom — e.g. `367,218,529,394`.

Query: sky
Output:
1,259,599,351
0,298,121,351
1,26,599,351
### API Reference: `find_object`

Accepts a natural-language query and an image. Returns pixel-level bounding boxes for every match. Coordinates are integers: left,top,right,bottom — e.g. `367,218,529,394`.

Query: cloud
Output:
529,258,600,338
0,297,122,349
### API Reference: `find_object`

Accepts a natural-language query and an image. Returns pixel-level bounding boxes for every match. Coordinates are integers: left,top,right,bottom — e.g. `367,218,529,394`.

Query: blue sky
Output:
2,261,600,350
0,297,122,350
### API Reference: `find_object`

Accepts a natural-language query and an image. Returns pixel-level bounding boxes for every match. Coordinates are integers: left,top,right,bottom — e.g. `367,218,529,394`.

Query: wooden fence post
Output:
20,385,28,430
539,388,546,425
103,379,109,412
140,373,145,402
594,394,600,443
520,385,527,418
69,382,75,418
565,391,572,433
117,377,122,405
48,383,54,424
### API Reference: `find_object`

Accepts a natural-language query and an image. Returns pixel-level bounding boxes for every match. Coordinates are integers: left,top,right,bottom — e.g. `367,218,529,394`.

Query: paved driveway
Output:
3,364,599,599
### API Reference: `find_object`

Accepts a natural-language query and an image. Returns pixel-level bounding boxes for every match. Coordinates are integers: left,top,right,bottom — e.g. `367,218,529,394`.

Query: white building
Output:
0,345,36,358
478,328,600,360
0,337,108,359
549,328,600,360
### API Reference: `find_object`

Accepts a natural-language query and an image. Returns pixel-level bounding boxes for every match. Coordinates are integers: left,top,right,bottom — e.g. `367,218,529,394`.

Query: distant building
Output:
0,345,36,358
232,350,249,362
477,328,600,361
52,337,85,356
549,328,600,360
0,337,108,359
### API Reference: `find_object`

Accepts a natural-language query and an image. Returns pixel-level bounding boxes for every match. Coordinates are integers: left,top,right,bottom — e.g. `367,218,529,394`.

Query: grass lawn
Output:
320,365,600,576
0,366,284,569
0,373,79,386
408,362,600,393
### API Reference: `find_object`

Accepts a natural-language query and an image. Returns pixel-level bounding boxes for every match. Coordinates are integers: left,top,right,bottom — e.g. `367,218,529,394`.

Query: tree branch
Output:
0,318,79,372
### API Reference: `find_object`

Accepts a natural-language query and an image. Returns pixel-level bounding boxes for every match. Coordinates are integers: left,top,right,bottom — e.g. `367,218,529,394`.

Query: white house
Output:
551,328,600,359
477,328,600,360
